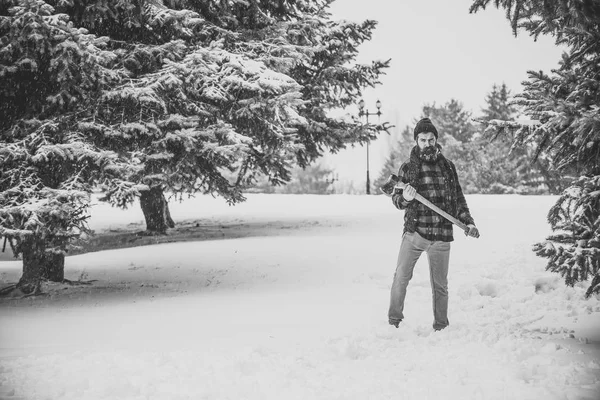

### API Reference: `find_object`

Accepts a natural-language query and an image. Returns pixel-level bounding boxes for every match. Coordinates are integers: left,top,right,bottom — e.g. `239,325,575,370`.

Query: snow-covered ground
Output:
1,194,599,400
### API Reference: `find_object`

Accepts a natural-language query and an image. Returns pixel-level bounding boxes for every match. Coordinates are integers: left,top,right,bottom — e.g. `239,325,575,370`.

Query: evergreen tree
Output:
423,99,477,144
476,83,533,194
535,175,600,298
478,83,572,194
470,0,600,296
481,83,517,122
0,0,389,293
0,0,123,292
56,0,389,232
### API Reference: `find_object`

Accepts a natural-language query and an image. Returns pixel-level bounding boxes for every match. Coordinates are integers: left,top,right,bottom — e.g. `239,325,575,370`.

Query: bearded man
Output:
388,117,479,331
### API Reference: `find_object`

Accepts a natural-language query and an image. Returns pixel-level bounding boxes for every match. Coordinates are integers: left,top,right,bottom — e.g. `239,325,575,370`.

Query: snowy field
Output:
1,193,599,400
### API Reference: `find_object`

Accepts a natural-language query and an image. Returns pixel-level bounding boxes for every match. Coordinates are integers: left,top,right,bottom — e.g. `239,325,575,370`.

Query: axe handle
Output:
393,182,469,232
413,192,469,232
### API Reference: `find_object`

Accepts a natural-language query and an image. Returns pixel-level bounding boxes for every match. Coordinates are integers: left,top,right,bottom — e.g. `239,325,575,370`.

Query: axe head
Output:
380,173,400,197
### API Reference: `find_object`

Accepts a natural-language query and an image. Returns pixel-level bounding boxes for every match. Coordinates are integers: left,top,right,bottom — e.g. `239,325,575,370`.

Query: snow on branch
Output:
534,175,600,297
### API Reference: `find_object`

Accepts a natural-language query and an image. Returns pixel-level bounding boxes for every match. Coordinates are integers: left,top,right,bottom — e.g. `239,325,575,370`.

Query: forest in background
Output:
255,83,574,196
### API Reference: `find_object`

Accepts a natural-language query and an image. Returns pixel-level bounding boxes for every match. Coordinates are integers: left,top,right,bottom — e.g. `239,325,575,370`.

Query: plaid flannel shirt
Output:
392,158,474,242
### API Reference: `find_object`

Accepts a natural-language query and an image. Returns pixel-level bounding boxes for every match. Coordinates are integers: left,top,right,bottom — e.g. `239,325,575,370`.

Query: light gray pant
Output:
388,231,451,330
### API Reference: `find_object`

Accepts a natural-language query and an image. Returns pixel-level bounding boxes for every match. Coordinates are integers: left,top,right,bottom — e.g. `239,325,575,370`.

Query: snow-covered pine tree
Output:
52,0,389,233
476,83,534,194
423,99,477,144
0,0,123,292
470,0,600,296
481,83,517,123
478,83,572,194
1,0,388,291
0,0,387,290
535,175,600,298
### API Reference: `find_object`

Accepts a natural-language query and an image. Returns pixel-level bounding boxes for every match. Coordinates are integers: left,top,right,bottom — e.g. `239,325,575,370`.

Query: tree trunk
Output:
18,238,46,294
139,187,175,234
41,251,65,282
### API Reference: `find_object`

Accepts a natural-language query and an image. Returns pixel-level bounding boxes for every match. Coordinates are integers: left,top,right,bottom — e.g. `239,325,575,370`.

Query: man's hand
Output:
464,224,480,238
402,184,417,201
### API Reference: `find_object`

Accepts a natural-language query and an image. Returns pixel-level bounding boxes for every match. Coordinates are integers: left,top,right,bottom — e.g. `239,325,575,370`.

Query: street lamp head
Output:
376,99,382,110
358,99,365,110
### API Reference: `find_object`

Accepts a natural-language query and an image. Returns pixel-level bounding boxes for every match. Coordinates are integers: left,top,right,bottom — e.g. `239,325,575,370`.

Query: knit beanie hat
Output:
413,118,438,140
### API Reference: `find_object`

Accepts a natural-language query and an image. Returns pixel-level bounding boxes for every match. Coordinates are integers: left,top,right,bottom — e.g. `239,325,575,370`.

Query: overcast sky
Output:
322,0,565,187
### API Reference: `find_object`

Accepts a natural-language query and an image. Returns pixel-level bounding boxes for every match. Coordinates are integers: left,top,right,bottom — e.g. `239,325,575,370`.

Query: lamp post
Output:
358,99,382,195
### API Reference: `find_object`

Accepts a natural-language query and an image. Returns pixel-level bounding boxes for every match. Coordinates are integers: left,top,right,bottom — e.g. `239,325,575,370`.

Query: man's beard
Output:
418,145,440,163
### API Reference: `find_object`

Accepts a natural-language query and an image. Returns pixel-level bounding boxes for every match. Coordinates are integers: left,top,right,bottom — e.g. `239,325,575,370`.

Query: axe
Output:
380,173,474,235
